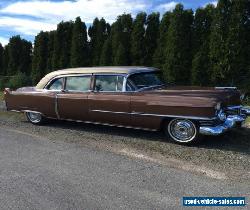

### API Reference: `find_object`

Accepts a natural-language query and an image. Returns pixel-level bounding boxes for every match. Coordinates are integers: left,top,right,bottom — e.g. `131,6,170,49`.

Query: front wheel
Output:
26,112,46,125
165,119,199,145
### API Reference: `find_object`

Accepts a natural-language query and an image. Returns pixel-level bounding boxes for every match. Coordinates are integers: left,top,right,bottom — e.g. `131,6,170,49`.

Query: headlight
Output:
215,103,221,111
218,110,226,121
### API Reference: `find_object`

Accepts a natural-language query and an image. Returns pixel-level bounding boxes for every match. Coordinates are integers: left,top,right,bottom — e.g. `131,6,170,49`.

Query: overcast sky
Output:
0,0,217,45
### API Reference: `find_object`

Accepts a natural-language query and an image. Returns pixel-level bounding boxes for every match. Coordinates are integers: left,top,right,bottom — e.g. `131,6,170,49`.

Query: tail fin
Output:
3,88,10,100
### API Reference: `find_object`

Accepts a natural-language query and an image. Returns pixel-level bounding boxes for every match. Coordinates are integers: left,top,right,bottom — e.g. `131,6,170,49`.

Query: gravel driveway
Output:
0,101,250,182
0,127,249,210
0,100,5,110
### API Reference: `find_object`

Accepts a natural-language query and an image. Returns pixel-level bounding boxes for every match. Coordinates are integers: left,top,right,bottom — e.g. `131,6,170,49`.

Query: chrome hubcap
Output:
27,112,42,123
168,119,196,142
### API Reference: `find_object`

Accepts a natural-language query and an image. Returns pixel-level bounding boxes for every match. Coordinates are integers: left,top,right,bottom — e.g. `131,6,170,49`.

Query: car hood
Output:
146,86,241,107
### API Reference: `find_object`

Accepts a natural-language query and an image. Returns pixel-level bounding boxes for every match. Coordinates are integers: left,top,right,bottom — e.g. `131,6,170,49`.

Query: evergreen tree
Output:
130,12,147,65
52,21,73,70
32,31,49,83
191,5,215,86
2,45,9,76
7,36,21,75
114,43,127,65
89,18,110,66
209,0,232,85
0,7,248,89
7,36,32,76
153,12,172,70
47,31,55,72
70,17,89,67
0,43,3,75
20,40,32,75
100,38,112,66
164,4,193,85
144,12,160,66
111,14,133,65
226,0,250,89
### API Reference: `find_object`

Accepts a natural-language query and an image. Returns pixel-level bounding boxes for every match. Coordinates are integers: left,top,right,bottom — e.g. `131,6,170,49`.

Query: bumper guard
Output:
200,106,250,136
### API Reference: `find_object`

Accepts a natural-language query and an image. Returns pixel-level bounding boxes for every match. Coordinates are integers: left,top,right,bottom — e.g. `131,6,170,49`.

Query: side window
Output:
65,76,91,92
117,76,124,91
95,75,124,92
126,80,135,92
47,78,64,90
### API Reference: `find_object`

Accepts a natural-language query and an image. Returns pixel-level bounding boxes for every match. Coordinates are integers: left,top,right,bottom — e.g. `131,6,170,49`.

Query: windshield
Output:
128,72,164,90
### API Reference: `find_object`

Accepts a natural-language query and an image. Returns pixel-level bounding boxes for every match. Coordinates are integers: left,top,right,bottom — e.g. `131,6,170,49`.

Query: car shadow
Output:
45,119,167,142
26,119,250,156
199,127,250,155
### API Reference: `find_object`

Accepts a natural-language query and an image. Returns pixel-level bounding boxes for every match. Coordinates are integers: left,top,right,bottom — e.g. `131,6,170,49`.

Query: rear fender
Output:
3,88,23,111
3,88,11,111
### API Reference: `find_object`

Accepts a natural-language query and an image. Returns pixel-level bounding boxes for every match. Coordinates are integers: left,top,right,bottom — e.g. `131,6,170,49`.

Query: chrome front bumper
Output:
242,107,250,116
199,105,250,136
199,115,246,136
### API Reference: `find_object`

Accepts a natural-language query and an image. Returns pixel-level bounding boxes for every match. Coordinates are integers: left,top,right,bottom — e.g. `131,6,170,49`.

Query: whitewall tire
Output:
26,112,45,125
166,119,199,144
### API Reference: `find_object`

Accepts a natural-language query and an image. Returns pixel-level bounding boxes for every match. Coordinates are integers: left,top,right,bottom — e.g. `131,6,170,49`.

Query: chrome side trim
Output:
90,109,216,121
132,112,216,121
9,110,21,113
215,87,237,90
91,109,130,115
55,94,60,119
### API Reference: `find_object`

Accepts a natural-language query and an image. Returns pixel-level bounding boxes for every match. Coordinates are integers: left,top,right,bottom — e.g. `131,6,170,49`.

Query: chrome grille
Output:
225,106,242,116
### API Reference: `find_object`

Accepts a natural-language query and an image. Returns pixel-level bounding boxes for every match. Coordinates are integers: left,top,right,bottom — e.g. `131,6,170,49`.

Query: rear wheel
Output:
165,119,199,145
26,112,46,125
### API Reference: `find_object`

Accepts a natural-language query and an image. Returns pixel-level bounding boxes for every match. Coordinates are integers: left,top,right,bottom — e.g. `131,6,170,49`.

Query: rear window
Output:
47,78,64,90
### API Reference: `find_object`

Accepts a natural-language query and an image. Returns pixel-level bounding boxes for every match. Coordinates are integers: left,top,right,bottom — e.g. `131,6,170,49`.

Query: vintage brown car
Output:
3,67,250,144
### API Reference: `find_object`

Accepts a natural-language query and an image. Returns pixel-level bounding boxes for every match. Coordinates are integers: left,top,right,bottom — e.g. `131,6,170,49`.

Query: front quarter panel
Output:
130,92,217,129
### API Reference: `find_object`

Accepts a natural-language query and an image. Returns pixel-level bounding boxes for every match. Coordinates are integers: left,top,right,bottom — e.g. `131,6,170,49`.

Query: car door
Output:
88,74,131,126
126,75,163,130
56,75,91,121
130,92,162,130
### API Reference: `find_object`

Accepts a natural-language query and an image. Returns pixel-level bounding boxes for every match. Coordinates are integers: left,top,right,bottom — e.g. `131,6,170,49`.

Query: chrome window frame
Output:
44,74,92,93
43,69,162,93
125,70,163,92
64,75,92,93
93,73,127,93
45,77,65,91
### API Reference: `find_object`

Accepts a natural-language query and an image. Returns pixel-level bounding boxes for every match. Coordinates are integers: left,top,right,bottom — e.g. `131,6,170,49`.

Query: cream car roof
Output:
36,66,158,89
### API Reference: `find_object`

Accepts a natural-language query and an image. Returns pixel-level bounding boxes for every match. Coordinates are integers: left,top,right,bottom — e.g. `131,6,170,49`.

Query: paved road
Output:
0,127,248,210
